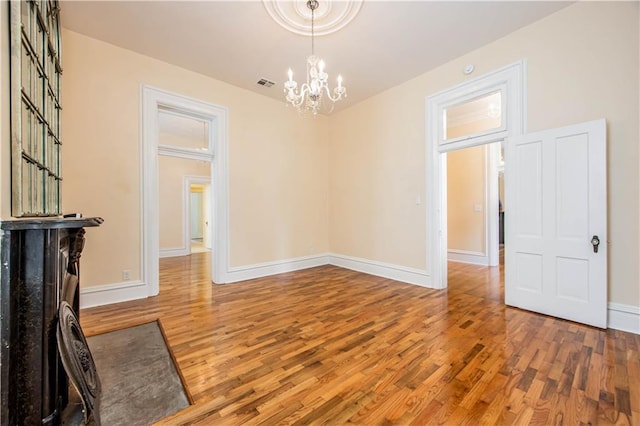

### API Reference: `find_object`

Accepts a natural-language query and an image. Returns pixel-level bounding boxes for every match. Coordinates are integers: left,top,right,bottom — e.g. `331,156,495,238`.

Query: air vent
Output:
256,78,275,88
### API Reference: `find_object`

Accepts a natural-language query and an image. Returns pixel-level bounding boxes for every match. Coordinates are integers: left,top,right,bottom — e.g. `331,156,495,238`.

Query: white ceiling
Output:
61,1,572,114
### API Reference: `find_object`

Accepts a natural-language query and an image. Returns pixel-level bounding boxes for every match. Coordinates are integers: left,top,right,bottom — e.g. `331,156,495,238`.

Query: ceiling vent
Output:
258,78,275,87
257,78,275,88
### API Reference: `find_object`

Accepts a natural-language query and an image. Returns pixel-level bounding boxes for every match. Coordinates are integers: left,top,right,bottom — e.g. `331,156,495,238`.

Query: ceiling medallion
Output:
263,0,363,36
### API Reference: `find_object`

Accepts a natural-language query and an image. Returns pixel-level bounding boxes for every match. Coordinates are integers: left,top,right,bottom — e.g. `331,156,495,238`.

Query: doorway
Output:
157,106,212,260
142,85,229,297
446,143,501,267
427,63,608,328
189,182,212,254
426,61,525,290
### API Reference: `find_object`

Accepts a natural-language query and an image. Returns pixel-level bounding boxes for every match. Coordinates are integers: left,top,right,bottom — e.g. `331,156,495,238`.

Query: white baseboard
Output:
224,254,330,283
80,280,148,309
608,302,640,335
159,247,189,258
447,249,489,266
327,254,431,288
78,253,433,307
78,255,638,336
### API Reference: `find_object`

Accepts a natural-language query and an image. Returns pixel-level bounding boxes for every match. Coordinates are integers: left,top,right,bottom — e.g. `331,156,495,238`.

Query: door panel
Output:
506,119,607,328
556,257,589,301
556,134,589,239
515,141,542,237
515,253,543,294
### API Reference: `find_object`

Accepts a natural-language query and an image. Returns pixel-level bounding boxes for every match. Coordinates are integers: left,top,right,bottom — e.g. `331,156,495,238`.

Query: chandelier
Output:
284,0,347,116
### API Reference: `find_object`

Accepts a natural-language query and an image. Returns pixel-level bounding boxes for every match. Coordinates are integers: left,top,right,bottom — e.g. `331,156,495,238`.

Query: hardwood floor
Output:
80,254,640,425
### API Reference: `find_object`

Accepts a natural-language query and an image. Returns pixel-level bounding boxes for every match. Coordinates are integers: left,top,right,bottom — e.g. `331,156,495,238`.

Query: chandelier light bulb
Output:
337,75,343,88
287,68,293,82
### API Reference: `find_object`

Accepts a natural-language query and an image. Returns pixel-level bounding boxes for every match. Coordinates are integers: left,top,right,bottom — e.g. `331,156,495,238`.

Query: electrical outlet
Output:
122,270,131,281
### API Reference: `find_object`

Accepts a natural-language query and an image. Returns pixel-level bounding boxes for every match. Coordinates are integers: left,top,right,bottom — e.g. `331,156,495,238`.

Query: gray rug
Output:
86,321,190,425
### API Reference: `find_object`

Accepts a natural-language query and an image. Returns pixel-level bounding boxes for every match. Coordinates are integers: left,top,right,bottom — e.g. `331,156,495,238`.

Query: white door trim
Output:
487,142,500,266
141,85,230,296
426,61,526,289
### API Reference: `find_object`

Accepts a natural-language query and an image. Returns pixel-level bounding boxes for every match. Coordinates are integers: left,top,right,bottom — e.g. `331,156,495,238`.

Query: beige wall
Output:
328,95,427,269
61,29,330,287
158,156,210,250
57,2,639,310
329,2,639,307
447,145,486,254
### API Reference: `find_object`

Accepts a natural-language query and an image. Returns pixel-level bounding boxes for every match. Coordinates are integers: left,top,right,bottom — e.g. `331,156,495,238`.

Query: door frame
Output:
426,61,526,289
141,85,229,296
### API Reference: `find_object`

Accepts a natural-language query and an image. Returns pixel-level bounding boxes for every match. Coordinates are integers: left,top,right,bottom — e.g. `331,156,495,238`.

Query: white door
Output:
203,184,212,250
505,119,607,328
190,191,204,239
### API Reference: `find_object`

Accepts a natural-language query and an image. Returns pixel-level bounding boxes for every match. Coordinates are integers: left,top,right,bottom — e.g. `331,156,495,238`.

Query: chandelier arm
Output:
289,84,310,108
289,95,304,108
322,85,345,103
286,86,301,106
322,85,334,101
325,100,336,114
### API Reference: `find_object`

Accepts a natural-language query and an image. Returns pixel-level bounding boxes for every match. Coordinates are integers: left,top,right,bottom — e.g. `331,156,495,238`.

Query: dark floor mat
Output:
86,321,190,426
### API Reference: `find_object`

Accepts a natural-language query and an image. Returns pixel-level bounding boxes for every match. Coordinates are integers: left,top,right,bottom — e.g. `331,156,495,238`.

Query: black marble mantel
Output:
0,217,103,425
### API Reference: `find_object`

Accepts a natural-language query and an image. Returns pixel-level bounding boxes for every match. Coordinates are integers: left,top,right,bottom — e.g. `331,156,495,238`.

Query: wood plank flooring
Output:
80,254,640,425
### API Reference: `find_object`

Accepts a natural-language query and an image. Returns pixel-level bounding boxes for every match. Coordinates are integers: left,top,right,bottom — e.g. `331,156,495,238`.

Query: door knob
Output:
591,235,600,253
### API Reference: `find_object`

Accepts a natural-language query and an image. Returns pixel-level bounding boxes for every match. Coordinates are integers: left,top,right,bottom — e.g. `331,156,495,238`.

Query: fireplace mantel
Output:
0,216,103,425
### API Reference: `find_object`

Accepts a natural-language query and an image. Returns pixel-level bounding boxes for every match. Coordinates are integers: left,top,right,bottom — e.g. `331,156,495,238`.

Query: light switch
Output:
474,204,482,212
416,196,422,205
